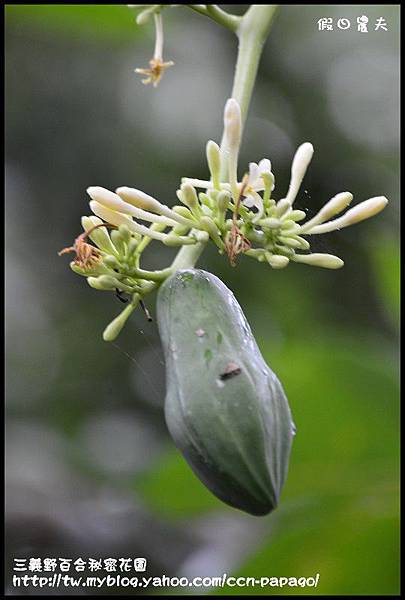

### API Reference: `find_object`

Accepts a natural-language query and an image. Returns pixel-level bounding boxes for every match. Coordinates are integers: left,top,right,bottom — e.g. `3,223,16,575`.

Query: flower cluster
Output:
181,98,388,269
59,97,387,339
58,198,208,340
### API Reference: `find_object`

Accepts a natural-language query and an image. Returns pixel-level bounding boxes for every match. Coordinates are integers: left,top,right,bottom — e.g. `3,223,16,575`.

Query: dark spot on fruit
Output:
220,361,241,380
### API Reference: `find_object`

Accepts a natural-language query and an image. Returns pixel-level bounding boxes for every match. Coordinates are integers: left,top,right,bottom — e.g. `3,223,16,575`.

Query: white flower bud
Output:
81,215,118,255
172,205,194,219
90,200,167,242
281,221,300,234
88,275,129,291
90,200,133,228
223,99,241,199
261,217,281,229
319,192,353,221
285,142,314,205
306,196,388,234
200,216,223,247
292,253,344,269
290,235,310,250
104,255,120,268
289,210,307,222
206,140,221,186
223,98,241,150
265,254,290,269
301,192,353,232
87,186,131,214
336,196,388,226
275,198,291,217
217,190,230,213
261,171,275,192
89,186,178,227
278,236,304,249
117,186,193,227
115,186,162,213
180,183,199,210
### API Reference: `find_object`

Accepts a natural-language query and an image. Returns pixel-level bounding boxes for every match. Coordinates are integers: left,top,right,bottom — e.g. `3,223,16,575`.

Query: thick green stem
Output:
233,5,277,126
170,238,207,271
220,5,278,179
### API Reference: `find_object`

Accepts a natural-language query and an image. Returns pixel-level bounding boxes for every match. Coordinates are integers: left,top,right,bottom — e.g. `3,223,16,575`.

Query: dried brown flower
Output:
224,174,251,266
58,223,114,270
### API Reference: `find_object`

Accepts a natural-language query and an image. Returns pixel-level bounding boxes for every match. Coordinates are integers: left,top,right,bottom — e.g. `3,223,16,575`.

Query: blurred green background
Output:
5,4,399,596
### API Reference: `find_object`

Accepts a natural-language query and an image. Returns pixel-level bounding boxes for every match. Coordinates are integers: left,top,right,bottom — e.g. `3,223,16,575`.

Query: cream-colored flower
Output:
134,12,174,87
135,57,174,87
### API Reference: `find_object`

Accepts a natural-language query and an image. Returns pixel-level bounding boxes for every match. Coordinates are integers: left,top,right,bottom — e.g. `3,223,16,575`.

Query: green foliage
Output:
5,5,138,42
369,233,400,330
135,447,222,516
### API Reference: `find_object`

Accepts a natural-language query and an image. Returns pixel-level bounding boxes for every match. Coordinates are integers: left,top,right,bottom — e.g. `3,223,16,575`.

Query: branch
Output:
186,4,241,32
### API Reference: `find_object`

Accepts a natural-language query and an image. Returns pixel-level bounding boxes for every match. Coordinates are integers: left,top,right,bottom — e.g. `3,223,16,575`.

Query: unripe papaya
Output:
157,269,295,516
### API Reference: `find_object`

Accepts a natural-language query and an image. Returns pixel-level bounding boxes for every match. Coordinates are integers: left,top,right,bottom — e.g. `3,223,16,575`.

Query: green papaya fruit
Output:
157,269,295,516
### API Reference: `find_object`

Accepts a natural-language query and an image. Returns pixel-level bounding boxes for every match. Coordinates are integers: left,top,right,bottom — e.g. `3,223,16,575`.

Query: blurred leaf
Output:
134,446,227,517
216,501,399,595
368,233,400,330
5,5,139,43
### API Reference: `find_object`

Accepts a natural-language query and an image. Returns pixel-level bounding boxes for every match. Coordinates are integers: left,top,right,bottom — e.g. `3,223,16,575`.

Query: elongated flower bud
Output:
81,216,118,256
265,254,290,269
116,186,161,213
336,196,388,226
88,186,178,227
90,200,168,241
289,210,307,222
301,192,353,232
206,140,221,187
275,198,291,217
200,216,223,247
87,185,135,212
88,275,133,292
223,98,241,150
285,143,314,205
307,196,388,234
261,171,275,192
180,183,199,211
217,190,230,213
261,217,281,229
103,302,137,342
292,253,344,269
